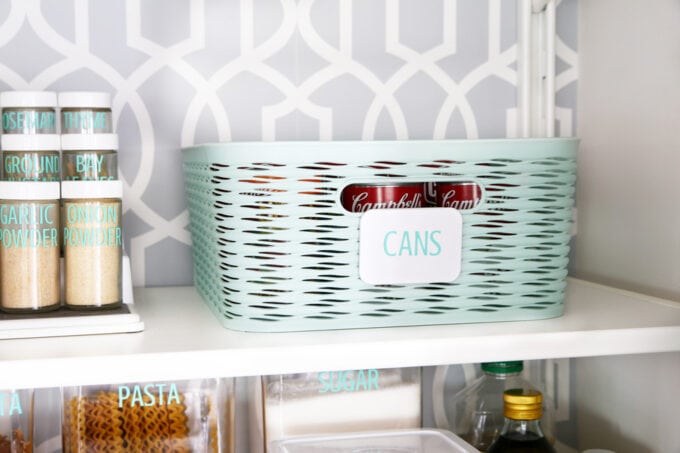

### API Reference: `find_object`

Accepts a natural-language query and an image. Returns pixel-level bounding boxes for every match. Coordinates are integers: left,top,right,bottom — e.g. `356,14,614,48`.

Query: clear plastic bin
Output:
0,388,33,452
255,368,421,449
61,378,234,453
268,429,478,453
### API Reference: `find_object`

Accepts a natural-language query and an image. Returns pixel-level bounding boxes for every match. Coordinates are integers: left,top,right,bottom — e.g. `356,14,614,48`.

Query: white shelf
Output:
1,277,679,390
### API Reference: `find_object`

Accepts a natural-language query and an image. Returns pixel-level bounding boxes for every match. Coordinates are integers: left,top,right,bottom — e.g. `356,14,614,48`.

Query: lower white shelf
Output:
1,277,679,389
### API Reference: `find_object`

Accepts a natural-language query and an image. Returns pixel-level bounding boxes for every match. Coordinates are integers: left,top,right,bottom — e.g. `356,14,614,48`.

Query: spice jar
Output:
0,181,61,313
58,91,113,134
1,134,61,181
61,134,118,181
0,91,57,134
62,180,123,310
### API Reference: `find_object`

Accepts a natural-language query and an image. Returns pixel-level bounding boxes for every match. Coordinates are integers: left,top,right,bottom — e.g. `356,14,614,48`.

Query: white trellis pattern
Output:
0,0,577,286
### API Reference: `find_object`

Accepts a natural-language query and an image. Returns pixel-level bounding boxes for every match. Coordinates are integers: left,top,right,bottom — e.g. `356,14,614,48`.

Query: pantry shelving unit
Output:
1,277,679,390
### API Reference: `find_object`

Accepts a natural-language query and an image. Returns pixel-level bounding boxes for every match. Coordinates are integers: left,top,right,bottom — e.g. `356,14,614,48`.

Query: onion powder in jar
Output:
61,134,118,181
0,91,57,134
58,91,113,134
1,134,61,181
62,180,123,310
0,181,61,313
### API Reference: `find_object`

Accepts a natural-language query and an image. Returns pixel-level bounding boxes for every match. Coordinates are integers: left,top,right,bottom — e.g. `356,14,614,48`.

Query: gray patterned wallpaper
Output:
0,0,577,287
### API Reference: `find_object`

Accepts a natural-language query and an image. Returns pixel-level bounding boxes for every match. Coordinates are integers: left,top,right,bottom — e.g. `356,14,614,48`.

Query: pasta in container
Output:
61,379,234,453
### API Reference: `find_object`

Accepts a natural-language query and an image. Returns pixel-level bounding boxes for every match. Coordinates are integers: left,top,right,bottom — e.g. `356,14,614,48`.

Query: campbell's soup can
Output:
341,183,425,212
434,181,482,210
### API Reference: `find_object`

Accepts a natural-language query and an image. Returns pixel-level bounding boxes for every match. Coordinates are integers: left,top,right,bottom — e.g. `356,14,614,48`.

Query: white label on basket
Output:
359,208,462,285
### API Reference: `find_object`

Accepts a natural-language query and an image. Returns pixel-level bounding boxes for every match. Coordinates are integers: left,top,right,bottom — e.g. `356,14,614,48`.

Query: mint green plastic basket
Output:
182,139,577,332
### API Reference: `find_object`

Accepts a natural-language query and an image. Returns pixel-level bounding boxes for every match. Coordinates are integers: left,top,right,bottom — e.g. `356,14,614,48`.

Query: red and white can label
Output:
359,208,463,285
341,183,425,212
434,181,482,210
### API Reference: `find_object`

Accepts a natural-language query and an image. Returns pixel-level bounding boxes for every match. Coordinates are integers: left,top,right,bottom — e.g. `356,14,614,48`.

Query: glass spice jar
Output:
58,91,113,134
0,181,61,313
0,91,57,134
62,180,123,310
61,134,118,181
1,134,61,181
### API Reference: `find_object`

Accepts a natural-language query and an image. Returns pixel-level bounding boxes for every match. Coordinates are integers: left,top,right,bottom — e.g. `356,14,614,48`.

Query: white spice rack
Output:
0,255,143,339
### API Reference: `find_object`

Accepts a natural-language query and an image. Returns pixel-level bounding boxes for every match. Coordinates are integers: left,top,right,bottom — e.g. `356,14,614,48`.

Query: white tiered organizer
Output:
0,255,143,339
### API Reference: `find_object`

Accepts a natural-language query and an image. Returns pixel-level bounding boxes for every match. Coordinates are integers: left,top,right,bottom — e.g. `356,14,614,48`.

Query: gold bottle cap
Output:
503,388,543,420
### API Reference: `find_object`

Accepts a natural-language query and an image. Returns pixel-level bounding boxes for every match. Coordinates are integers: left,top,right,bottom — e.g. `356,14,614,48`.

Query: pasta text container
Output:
182,139,578,332
62,378,235,453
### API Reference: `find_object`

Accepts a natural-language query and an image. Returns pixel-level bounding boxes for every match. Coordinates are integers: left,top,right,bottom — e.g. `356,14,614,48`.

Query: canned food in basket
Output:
434,181,482,210
341,182,425,212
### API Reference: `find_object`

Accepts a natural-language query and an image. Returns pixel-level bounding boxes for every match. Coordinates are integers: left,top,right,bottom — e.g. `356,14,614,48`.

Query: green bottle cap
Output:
481,361,524,374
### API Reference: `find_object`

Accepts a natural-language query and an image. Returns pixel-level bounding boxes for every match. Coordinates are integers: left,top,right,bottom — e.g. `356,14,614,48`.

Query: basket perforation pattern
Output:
182,140,577,331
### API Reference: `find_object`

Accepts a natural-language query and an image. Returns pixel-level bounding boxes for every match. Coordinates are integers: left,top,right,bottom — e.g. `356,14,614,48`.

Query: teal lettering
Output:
155,383,166,405
167,384,180,405
399,231,412,256
414,231,428,256
429,230,442,256
354,369,367,390
384,230,444,257
383,230,397,256
143,384,156,406
318,371,331,393
118,386,130,408
9,392,22,415
119,383,179,407
317,370,380,393
368,369,379,389
130,386,145,407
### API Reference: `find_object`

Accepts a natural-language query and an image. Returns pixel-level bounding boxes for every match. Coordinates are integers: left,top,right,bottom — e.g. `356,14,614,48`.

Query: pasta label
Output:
118,383,181,408
0,391,22,416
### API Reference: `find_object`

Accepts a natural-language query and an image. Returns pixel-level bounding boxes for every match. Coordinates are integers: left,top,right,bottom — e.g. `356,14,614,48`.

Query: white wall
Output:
574,0,680,298
574,1,680,451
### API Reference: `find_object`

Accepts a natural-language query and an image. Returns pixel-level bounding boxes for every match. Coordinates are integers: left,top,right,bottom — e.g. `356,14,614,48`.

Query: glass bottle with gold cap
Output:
486,389,556,453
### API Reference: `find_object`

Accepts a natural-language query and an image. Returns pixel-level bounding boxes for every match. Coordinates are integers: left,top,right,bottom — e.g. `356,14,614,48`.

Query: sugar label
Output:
318,369,380,393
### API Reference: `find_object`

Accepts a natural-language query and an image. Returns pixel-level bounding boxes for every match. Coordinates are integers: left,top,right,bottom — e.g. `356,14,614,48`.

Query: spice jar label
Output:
2,109,56,134
3,152,60,181
63,203,122,247
0,203,58,247
62,110,112,133
0,391,23,416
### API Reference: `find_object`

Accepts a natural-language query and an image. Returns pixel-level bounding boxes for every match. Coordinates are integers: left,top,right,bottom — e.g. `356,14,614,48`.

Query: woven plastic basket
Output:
182,138,577,332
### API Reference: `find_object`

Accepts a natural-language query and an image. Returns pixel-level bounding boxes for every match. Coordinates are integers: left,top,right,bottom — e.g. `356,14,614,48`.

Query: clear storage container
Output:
61,180,123,310
0,388,34,453
268,429,478,453
0,181,61,313
62,378,235,453
257,368,421,449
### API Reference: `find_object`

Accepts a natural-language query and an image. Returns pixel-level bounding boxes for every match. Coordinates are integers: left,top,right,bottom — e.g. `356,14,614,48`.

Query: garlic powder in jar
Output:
0,181,61,313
